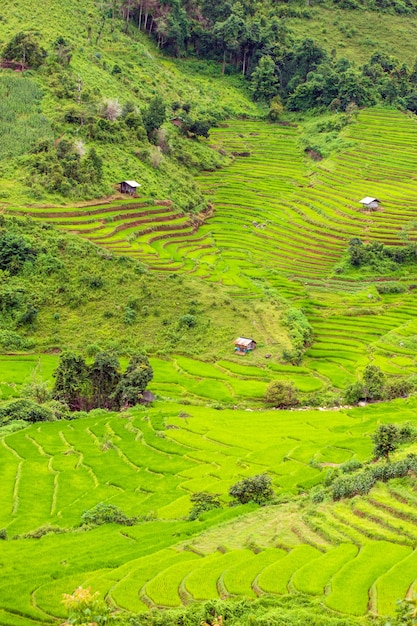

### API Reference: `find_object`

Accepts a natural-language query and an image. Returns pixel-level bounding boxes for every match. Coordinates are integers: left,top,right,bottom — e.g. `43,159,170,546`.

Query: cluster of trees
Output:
1,32,72,69
27,140,103,197
110,1,417,113
344,364,415,404
349,238,417,270
52,351,153,411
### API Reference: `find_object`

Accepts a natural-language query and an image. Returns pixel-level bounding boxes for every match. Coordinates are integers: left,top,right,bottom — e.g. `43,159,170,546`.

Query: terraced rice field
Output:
6,108,417,624
0,354,322,406
2,398,417,624
12,107,417,390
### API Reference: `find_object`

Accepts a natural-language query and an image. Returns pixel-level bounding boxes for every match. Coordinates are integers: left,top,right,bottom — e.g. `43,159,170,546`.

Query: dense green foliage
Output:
229,474,274,505
348,238,417,271
331,454,417,499
265,380,299,408
52,351,153,411
344,366,414,405
81,502,138,526
188,492,222,520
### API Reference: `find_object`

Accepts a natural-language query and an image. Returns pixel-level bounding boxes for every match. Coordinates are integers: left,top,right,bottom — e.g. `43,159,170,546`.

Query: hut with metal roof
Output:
119,180,141,195
234,337,257,355
359,197,380,210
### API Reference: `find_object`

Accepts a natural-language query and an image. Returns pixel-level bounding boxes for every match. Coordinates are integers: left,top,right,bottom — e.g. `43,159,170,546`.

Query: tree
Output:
363,365,385,401
188,492,221,520
348,238,368,266
2,32,46,68
229,474,274,505
51,36,72,66
268,96,284,121
265,380,298,408
372,423,399,461
90,352,121,410
113,354,153,408
52,352,90,411
250,56,279,102
143,96,166,141
344,381,364,405
188,120,211,139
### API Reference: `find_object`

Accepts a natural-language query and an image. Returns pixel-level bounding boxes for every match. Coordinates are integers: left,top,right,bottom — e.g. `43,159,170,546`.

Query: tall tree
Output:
250,55,279,102
52,352,90,411
143,95,166,140
90,352,121,409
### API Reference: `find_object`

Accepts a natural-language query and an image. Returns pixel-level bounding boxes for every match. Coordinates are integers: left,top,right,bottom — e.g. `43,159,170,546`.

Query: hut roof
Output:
121,180,141,188
359,197,379,204
234,337,256,347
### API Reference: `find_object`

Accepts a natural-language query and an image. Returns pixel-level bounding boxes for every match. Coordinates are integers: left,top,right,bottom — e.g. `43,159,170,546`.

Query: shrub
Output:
265,380,298,408
340,459,363,474
0,231,37,274
81,502,137,526
331,454,417,500
283,308,313,363
178,314,197,328
229,474,274,505
189,492,221,520
376,282,407,294
384,378,413,400
124,307,137,324
0,399,54,424
21,377,52,404
344,381,364,404
62,587,115,626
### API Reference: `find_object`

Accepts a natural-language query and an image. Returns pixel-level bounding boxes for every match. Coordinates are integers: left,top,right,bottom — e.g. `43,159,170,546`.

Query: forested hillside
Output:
1,0,417,205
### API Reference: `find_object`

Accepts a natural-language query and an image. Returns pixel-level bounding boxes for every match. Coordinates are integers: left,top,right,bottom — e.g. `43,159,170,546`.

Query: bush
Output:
331,454,417,500
340,459,363,474
178,314,197,328
81,502,137,526
283,308,313,363
384,378,414,400
344,381,364,404
265,380,298,408
376,282,407,294
0,399,54,424
0,231,37,274
229,474,274,505
189,492,221,520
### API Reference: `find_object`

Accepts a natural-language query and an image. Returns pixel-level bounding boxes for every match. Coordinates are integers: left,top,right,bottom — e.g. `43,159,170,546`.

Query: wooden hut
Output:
359,197,379,210
234,337,257,355
119,180,141,195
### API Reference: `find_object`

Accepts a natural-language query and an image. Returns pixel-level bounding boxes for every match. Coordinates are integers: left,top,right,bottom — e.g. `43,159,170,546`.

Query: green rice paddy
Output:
5,107,417,623
2,396,417,623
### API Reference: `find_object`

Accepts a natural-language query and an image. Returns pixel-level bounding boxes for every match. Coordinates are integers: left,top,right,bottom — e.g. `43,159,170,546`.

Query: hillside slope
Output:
0,0,260,208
